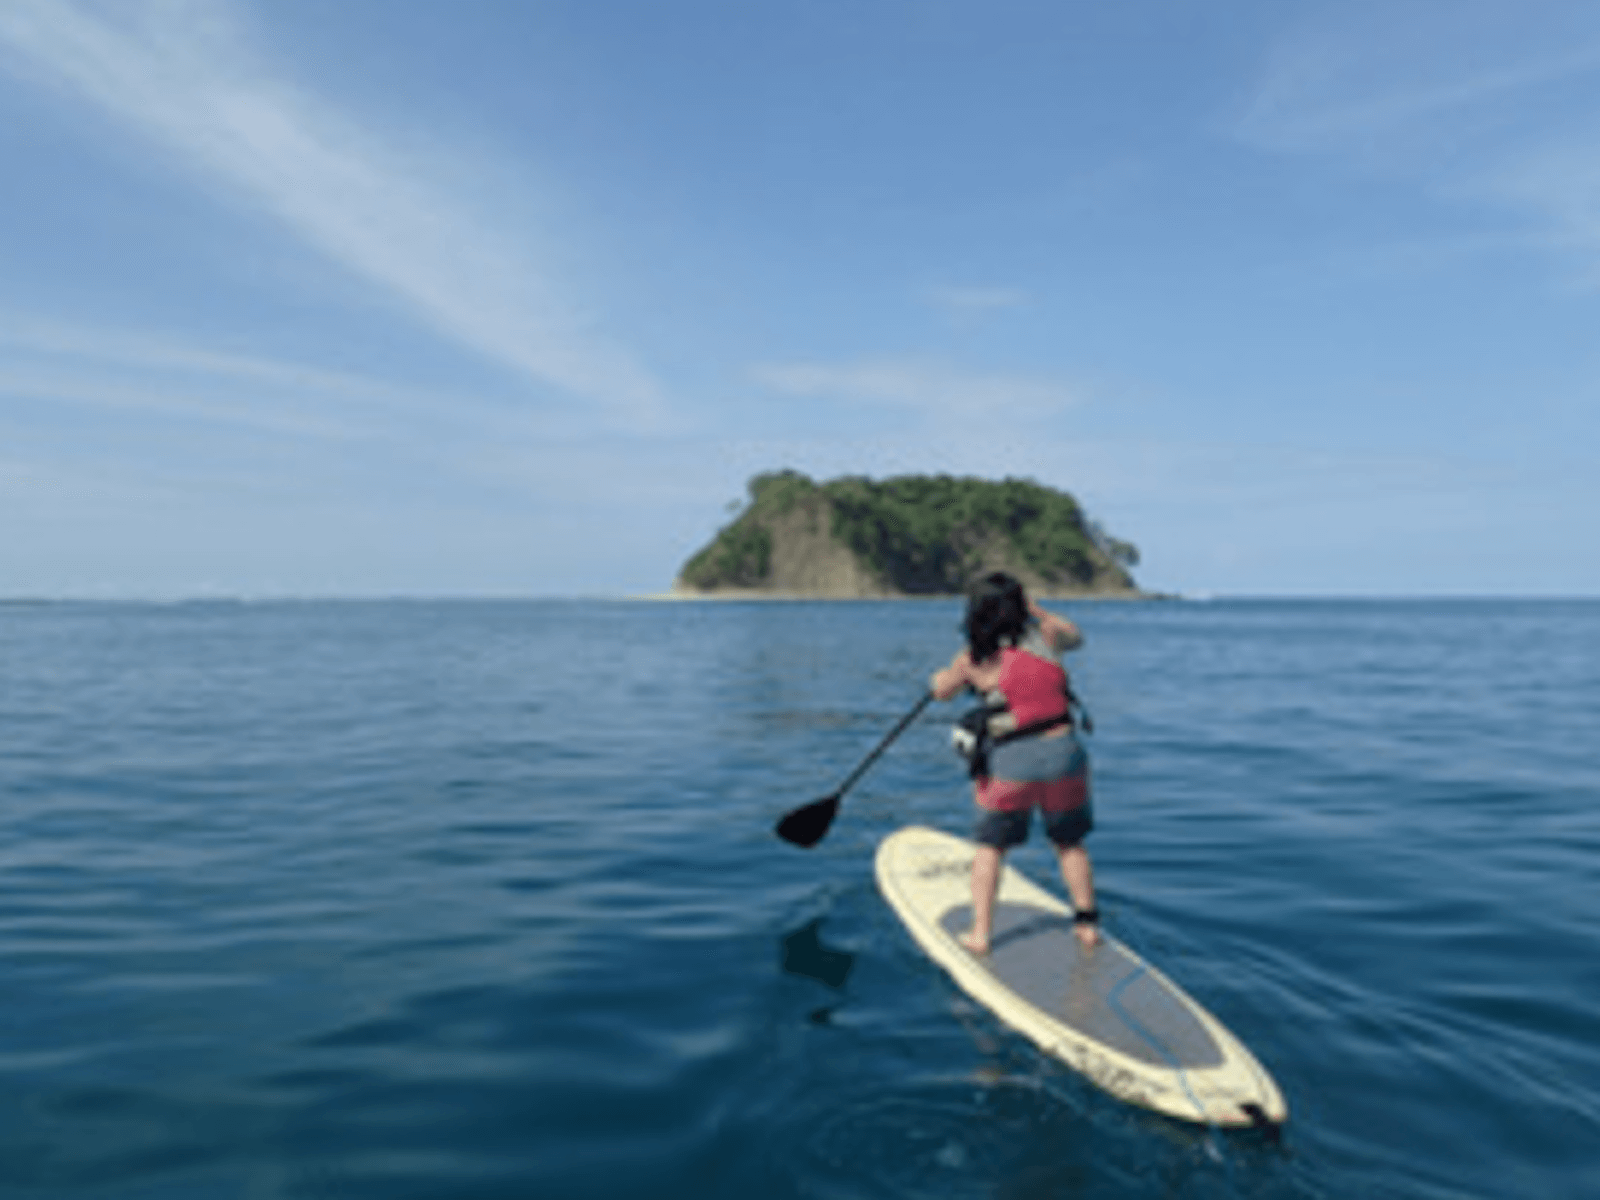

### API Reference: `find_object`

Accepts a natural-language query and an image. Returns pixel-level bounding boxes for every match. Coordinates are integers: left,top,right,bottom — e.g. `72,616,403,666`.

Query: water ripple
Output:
2,599,1598,1197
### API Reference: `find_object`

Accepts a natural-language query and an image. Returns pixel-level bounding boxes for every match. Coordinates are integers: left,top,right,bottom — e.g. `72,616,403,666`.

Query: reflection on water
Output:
780,917,855,991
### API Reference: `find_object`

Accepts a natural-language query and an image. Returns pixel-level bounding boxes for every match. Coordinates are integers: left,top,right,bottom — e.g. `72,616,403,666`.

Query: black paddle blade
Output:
775,794,840,848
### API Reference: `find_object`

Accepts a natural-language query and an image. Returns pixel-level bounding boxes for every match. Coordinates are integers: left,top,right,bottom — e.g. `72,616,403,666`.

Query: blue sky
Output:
2,0,1597,597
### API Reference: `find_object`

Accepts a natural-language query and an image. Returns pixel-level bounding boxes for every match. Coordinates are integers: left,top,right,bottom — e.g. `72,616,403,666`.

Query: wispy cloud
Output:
3,317,404,403
0,316,706,521
924,285,1029,320
751,358,1081,422
0,0,665,422
1240,35,1600,156
1234,6,1600,272
0,316,453,444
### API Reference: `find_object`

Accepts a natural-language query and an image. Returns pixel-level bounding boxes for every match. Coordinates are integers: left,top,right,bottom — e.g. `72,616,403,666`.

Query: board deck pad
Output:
937,904,1224,1070
876,825,1286,1128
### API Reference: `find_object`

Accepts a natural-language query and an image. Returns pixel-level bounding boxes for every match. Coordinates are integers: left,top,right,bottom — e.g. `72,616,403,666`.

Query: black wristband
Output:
1073,908,1100,926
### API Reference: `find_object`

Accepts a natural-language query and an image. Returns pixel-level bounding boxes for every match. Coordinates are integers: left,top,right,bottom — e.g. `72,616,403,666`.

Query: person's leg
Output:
1039,742,1097,948
965,806,1027,954
1055,841,1100,948
960,844,1003,955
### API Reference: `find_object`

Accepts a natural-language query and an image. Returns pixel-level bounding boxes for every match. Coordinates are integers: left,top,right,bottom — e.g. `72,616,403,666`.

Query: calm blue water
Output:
3,598,1598,1198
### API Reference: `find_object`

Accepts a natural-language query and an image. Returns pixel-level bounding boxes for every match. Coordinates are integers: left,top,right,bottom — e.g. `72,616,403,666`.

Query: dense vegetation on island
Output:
676,470,1141,596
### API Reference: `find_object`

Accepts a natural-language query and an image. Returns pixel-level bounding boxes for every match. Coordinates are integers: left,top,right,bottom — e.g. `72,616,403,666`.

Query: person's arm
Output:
930,650,974,701
1030,601,1083,652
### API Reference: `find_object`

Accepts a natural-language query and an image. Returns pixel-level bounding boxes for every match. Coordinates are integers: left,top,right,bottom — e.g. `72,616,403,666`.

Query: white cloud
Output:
0,0,665,423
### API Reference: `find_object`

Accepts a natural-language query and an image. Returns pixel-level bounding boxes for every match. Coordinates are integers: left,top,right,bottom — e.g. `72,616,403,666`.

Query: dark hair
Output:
963,572,1029,663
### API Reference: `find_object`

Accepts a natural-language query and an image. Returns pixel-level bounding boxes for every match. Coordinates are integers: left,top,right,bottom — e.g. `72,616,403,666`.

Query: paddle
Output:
775,691,934,848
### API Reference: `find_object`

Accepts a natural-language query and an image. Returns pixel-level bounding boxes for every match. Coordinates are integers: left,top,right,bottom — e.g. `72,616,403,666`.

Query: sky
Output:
1,0,1598,598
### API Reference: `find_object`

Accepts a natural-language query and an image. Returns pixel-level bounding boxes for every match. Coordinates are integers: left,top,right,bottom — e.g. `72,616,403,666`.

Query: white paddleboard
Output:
875,825,1287,1129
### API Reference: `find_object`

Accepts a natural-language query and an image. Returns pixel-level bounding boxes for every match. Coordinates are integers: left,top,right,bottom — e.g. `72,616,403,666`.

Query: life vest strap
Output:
990,710,1074,747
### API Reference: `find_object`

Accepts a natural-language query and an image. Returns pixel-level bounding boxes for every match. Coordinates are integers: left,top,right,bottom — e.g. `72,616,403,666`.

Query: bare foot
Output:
1073,923,1101,951
959,930,990,955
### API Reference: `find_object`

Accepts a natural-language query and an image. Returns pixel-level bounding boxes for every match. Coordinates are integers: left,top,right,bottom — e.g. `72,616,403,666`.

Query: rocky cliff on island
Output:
673,471,1142,598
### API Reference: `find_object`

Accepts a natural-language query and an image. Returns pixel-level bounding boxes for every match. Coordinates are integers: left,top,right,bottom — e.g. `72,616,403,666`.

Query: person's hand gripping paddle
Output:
774,692,933,848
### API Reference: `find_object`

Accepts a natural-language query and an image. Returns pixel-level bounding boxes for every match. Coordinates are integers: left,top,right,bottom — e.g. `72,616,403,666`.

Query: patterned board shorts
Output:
972,730,1092,850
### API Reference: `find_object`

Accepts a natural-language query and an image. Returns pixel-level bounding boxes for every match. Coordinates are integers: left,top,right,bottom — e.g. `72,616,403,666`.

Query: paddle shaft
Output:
832,690,934,799
775,690,935,846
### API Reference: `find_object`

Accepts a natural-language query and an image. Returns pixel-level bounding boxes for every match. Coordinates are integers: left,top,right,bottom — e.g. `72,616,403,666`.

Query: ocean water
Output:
2,597,1598,1199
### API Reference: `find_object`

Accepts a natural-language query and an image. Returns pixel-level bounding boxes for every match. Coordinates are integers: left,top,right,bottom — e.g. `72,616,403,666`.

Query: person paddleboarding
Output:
930,572,1100,953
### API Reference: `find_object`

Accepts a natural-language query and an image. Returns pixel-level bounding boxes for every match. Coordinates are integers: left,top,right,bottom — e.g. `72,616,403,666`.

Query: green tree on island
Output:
677,471,1140,596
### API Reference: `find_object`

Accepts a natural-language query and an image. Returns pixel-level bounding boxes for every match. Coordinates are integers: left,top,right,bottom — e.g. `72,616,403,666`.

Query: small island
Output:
673,470,1143,599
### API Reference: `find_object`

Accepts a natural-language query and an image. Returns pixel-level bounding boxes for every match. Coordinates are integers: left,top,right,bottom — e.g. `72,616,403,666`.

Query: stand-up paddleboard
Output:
875,825,1286,1129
